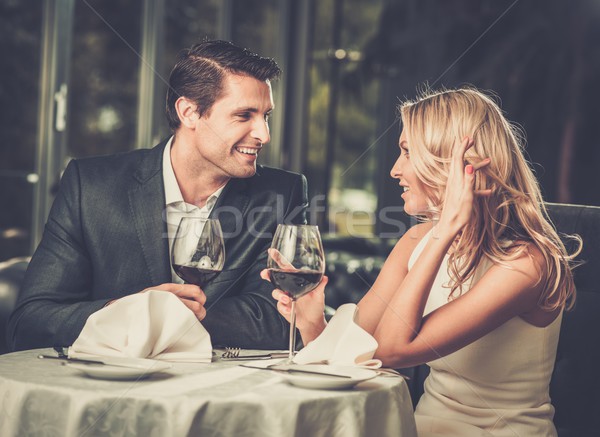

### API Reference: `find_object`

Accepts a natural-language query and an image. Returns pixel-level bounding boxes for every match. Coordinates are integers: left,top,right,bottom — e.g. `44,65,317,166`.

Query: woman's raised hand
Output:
438,137,491,235
261,269,328,345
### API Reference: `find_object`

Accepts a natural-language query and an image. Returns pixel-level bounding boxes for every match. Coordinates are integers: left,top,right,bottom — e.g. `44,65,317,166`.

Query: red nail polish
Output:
466,165,474,175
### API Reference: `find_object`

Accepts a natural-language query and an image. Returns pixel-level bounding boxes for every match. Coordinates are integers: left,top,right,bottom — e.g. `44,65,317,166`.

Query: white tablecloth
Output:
0,349,417,437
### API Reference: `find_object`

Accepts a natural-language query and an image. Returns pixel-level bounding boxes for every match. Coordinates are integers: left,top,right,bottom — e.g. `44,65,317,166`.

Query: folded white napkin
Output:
69,290,212,363
293,303,382,369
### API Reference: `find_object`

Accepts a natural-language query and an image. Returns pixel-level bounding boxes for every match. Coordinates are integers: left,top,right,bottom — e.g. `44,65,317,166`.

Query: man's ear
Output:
175,97,200,129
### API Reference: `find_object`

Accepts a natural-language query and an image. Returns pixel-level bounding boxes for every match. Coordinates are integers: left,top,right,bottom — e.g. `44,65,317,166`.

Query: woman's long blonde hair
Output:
399,87,581,310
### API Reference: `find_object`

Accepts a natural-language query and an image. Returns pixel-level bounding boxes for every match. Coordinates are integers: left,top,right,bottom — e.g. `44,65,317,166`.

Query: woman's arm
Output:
374,242,545,368
356,222,432,333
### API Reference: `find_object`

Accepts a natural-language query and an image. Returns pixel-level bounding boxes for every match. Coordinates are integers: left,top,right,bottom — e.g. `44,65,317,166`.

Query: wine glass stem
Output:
288,299,297,363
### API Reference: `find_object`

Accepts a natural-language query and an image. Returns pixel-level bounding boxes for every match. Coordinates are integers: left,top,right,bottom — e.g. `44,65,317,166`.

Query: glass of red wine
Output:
171,218,225,288
267,224,325,363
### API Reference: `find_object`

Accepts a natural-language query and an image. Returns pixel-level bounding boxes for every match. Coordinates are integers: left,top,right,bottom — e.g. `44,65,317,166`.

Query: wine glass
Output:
171,217,225,287
267,224,325,363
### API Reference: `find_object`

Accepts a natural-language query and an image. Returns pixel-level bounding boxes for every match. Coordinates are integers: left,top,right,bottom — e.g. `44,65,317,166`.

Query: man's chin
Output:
232,165,257,179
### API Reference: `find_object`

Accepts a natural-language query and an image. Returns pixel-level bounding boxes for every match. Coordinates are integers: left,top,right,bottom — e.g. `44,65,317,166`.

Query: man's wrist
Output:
300,316,327,346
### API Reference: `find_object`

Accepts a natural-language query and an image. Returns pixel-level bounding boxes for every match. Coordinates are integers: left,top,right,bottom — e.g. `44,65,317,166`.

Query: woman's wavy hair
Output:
399,86,581,310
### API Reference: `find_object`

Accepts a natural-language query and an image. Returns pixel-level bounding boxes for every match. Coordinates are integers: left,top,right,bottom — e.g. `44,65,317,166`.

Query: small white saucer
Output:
279,365,377,390
66,358,172,380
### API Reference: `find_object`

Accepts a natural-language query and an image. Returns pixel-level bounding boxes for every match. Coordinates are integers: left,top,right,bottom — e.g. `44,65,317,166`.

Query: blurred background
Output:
1,0,599,263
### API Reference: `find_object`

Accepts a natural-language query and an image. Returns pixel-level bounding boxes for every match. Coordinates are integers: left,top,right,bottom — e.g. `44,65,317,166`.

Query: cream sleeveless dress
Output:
410,229,561,437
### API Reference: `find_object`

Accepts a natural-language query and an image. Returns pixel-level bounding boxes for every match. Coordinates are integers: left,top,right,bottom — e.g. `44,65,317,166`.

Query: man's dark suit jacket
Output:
7,140,308,351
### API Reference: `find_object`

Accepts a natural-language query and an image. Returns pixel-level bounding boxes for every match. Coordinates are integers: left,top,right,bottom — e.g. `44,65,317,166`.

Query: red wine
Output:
268,268,323,299
173,264,221,287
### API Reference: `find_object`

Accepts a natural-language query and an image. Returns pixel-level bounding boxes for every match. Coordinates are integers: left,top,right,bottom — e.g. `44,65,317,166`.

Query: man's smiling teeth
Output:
236,147,258,155
403,186,410,192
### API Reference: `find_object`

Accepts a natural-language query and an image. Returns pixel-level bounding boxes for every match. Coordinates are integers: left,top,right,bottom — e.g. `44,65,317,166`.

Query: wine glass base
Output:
282,354,297,365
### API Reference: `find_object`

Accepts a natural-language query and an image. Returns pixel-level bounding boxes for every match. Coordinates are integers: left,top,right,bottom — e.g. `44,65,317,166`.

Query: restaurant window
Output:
230,0,280,57
305,0,385,237
0,0,43,261
68,0,143,159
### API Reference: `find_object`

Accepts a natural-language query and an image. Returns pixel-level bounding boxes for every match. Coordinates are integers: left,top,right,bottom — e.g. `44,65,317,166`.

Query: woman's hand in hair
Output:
438,137,491,236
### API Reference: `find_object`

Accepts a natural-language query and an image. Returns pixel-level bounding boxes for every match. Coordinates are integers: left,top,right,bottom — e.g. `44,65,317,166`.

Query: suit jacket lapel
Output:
211,177,250,244
128,141,171,285
206,177,251,303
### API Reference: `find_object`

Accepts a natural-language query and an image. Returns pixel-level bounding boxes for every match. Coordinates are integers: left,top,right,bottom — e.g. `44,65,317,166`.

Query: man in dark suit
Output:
8,40,307,351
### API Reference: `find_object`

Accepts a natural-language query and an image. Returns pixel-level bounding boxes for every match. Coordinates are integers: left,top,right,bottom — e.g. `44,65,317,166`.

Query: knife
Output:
221,352,289,360
242,363,353,378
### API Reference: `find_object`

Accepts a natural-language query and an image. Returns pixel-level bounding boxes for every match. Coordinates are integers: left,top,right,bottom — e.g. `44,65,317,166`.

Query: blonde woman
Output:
266,87,581,436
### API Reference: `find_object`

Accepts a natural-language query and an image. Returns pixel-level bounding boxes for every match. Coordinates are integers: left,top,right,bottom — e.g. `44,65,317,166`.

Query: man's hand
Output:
147,283,207,321
107,283,207,321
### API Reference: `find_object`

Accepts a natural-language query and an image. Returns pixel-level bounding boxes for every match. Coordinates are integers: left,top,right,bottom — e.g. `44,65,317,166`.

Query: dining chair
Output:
546,203,600,436
0,257,29,354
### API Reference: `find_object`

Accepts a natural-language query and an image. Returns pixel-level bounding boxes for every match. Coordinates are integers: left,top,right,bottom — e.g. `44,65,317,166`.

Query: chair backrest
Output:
0,257,29,354
546,203,600,436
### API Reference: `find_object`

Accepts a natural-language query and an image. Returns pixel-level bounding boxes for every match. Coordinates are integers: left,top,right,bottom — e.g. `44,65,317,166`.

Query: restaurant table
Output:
0,348,417,437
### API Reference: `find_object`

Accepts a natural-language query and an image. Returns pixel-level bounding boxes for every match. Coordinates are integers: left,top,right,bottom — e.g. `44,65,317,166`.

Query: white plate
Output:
66,358,172,380
278,365,377,389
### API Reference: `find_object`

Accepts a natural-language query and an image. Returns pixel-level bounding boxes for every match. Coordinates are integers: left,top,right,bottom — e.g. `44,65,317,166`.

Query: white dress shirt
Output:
162,137,225,283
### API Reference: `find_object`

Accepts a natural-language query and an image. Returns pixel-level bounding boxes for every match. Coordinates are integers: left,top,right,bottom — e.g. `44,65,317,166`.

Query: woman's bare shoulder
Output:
502,240,547,279
503,241,561,325
388,221,435,259
399,221,435,247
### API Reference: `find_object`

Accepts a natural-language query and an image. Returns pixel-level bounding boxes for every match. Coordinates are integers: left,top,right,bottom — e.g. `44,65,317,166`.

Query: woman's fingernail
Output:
466,165,474,175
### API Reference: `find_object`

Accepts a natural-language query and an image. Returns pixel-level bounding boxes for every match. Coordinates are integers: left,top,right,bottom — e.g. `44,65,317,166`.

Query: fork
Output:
221,347,288,360
222,347,242,358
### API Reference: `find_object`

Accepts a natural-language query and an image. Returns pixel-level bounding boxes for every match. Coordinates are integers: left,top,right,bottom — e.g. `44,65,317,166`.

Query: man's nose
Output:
252,119,270,144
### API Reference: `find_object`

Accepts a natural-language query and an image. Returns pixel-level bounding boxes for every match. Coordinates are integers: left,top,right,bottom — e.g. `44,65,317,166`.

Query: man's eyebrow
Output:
232,106,274,113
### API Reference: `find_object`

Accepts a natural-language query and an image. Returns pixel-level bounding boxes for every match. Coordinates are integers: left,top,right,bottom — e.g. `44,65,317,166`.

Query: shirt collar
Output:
163,137,183,206
162,136,225,209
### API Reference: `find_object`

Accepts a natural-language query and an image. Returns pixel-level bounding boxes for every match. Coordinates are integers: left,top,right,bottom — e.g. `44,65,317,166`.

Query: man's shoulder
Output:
73,146,155,170
68,142,165,181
